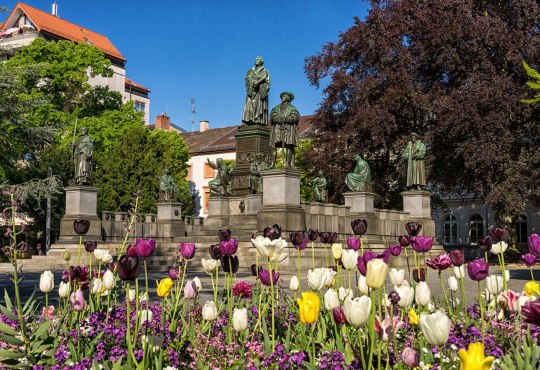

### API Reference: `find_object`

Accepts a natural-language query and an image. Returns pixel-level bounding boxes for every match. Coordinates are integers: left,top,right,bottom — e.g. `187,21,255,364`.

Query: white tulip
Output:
389,268,405,287
201,258,219,275
485,275,504,295
357,274,369,295
341,249,358,270
289,276,299,291
58,281,70,298
202,301,218,321
102,270,115,290
395,284,414,308
415,281,431,307
193,276,202,292
142,335,164,353
89,278,103,295
39,271,54,293
252,236,288,263
503,270,510,282
128,289,136,301
366,259,388,289
490,241,508,255
518,296,532,314
323,268,338,288
331,243,343,260
307,268,336,291
419,310,451,346
343,296,371,327
453,265,465,279
139,309,153,323
338,287,353,302
94,249,112,263
447,276,458,292
324,288,340,311
232,307,248,331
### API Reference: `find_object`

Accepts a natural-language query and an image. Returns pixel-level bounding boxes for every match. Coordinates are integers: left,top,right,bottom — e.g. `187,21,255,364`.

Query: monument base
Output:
205,197,230,228
58,186,101,243
344,192,375,214
401,190,435,237
156,202,185,238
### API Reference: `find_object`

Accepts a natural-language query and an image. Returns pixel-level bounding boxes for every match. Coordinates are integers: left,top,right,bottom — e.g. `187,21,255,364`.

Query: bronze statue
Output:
242,56,270,126
403,133,426,190
345,154,371,192
73,127,94,185
269,92,300,169
158,167,179,202
207,158,232,196
312,170,328,202
249,153,268,194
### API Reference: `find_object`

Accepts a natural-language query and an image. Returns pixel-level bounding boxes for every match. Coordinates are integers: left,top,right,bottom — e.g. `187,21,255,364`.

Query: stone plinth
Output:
344,192,375,214
205,197,230,228
401,190,435,236
156,202,184,238
157,202,182,221
58,186,101,243
246,194,263,215
257,169,305,232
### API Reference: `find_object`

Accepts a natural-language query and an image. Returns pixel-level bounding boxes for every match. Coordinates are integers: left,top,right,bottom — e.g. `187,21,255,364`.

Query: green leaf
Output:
33,320,51,339
0,305,17,321
3,290,13,311
0,349,24,359
1,334,24,346
0,321,18,336
22,290,36,313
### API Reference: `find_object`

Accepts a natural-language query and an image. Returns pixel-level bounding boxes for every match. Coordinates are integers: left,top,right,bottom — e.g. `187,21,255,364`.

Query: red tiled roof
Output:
0,22,5,30
5,2,125,61
125,77,150,92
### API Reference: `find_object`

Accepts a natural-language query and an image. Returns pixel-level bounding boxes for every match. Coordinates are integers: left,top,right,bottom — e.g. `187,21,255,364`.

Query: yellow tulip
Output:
157,278,174,298
458,342,495,370
408,308,419,326
297,291,320,324
524,281,539,297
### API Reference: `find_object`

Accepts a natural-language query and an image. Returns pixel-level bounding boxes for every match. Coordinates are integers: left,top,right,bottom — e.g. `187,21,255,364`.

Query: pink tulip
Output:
184,280,197,299
69,289,86,312
374,315,403,342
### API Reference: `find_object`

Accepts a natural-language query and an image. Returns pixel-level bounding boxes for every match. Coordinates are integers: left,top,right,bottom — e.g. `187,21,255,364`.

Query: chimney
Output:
155,113,170,130
52,2,58,16
200,120,209,132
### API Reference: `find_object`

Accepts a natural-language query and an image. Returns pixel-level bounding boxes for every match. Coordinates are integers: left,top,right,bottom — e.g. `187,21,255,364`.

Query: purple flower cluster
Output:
262,343,306,368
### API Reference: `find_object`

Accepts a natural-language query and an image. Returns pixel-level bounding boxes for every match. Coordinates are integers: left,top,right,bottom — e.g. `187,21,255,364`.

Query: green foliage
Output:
500,336,540,370
522,61,540,105
296,139,316,202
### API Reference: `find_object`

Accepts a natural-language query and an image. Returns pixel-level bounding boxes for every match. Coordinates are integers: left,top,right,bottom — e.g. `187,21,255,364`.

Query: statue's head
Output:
354,154,362,161
217,158,223,165
255,56,264,66
318,170,324,176
411,132,420,141
280,91,294,102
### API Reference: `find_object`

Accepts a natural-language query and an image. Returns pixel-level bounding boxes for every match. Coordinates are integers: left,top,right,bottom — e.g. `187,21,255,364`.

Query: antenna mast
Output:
189,98,196,132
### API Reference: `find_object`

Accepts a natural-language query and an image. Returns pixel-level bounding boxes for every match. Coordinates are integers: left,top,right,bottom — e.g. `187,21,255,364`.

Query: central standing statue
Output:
269,92,300,169
242,56,270,126
73,127,94,186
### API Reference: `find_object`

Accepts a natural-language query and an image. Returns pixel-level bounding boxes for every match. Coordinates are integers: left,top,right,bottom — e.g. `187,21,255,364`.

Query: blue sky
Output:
2,1,370,130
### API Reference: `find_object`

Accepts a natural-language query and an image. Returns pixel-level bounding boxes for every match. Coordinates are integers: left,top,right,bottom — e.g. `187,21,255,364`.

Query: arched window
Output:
443,214,458,244
515,215,528,244
469,214,484,244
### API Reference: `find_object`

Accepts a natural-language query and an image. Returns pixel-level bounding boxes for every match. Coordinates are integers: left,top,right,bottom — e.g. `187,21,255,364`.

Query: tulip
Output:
102,270,115,290
525,281,540,297
180,242,196,259
467,258,489,281
479,235,492,252
357,274,369,295
297,291,320,324
289,276,299,291
528,234,540,256
410,236,433,253
398,235,410,247
69,289,86,312
251,235,287,263
250,263,260,277
419,310,451,346
221,255,239,274
453,265,465,279
401,347,420,368
156,277,173,298
193,276,202,292
331,243,343,260
201,258,219,275
389,244,402,257
522,253,537,267
319,231,337,244
449,249,464,266
307,228,319,241
366,259,388,289
307,268,336,291
405,222,422,236
89,278,103,295
117,255,140,281
324,288,340,311
341,249,358,270
412,268,426,282
485,275,504,295
39,271,54,293
357,250,389,276
232,307,248,331
332,306,347,325
209,244,222,260
415,281,431,306
58,281,70,298
135,238,156,259
490,227,508,242
73,219,90,235
184,280,197,299
219,238,239,256
128,289,136,301
290,231,308,250
127,244,138,257
168,267,178,280
263,224,282,240
139,309,153,323
202,301,218,321
522,298,540,325
458,343,495,370
84,241,97,253
389,268,405,286
490,241,508,255
448,276,458,292
395,284,414,308
426,254,452,270
388,291,400,306
258,268,280,286
408,308,420,325
518,296,532,312
375,315,403,342
338,287,353,302
63,249,71,261
343,296,371,327
501,289,520,312
142,335,164,353
351,218,368,235
218,229,231,241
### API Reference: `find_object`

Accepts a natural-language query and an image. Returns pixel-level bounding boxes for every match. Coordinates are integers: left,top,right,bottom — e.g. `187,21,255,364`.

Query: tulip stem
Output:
172,260,188,324
144,260,149,334
297,248,301,284
324,244,329,268
132,278,140,348
438,271,452,316
125,282,139,366
499,252,508,292
310,323,316,365
404,247,412,284
77,235,82,265
478,281,485,344
459,276,467,309
531,268,535,282
215,264,219,304
348,269,352,292
311,241,315,269
45,293,48,311
106,293,111,324
268,260,275,352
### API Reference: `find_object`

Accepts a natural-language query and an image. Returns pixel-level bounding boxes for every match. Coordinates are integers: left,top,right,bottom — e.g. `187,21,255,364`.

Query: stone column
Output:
205,197,230,228
156,202,185,238
401,190,436,236
58,186,102,243
344,192,375,214
245,194,263,215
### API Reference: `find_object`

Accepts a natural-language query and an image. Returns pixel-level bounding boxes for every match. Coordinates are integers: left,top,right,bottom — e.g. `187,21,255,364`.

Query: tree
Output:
522,62,540,105
304,0,540,222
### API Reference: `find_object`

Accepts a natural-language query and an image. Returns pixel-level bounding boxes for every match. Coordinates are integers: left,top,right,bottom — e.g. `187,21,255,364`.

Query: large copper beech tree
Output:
304,0,540,222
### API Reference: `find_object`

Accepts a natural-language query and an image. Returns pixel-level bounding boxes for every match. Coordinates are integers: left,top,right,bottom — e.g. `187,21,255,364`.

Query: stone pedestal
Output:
58,186,101,243
246,194,263,215
156,202,184,238
205,197,230,228
230,125,272,196
401,190,436,236
257,169,305,232
344,192,375,214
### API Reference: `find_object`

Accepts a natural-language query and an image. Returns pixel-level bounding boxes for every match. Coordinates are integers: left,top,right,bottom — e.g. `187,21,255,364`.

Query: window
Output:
515,215,528,244
134,101,146,113
203,187,210,214
186,165,192,181
469,214,484,244
204,163,214,178
443,214,458,244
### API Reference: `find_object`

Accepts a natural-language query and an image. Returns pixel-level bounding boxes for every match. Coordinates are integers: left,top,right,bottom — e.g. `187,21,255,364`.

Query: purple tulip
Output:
319,232,338,244
219,238,238,256
405,222,422,236
528,234,540,257
467,258,489,281
401,347,420,368
389,244,402,257
73,219,90,235
490,227,509,242
107,262,116,272
179,242,196,260
522,253,537,268
135,238,156,259
308,228,319,241
117,255,140,281
351,219,368,235
263,224,281,240
84,241,97,253
209,244,222,260
479,235,492,252
449,249,464,266
413,268,426,282
69,289,86,312
290,232,308,250
426,254,452,271
259,268,280,286
332,306,347,326
168,267,179,280
410,236,433,253
347,236,361,251
250,263,261,277
388,291,400,306
221,255,239,274
218,229,231,241
357,250,389,276
398,235,410,247
522,298,540,325
66,265,90,289
127,244,138,257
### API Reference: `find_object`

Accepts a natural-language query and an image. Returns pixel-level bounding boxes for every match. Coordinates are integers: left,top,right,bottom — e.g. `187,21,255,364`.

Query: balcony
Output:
0,30,38,49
